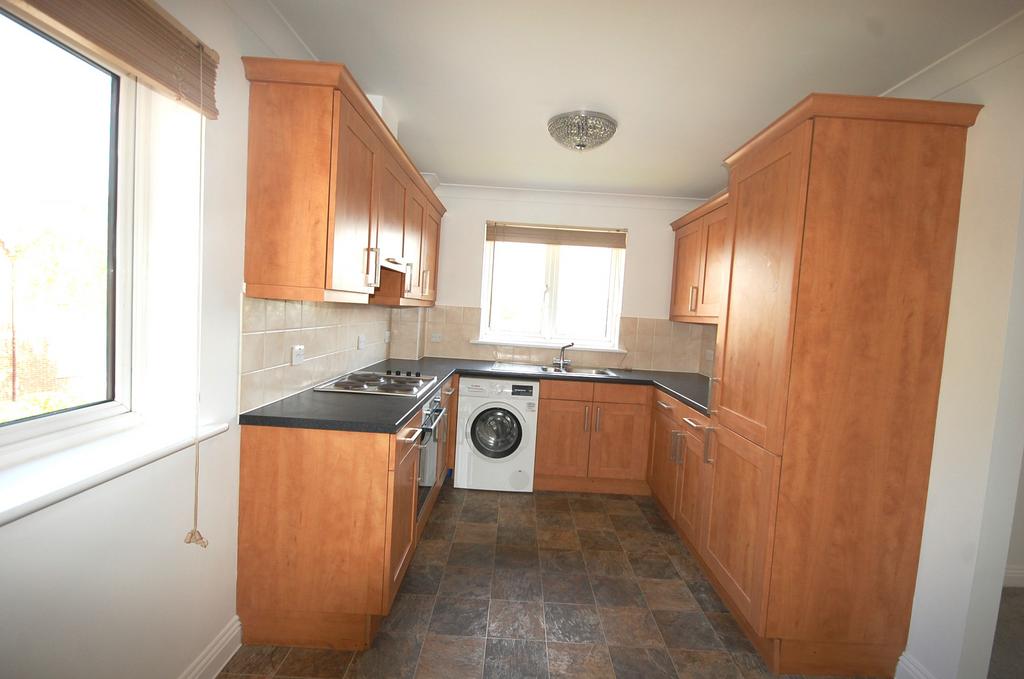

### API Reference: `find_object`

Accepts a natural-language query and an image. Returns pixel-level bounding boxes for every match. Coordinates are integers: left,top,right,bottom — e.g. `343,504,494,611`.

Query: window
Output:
0,10,122,428
480,222,626,349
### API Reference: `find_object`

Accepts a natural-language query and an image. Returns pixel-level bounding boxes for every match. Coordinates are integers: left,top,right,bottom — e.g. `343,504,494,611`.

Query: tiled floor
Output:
988,587,1024,679
220,477,870,679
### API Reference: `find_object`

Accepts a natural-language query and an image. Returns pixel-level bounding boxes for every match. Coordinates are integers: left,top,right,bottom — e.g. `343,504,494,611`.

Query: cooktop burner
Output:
313,370,438,397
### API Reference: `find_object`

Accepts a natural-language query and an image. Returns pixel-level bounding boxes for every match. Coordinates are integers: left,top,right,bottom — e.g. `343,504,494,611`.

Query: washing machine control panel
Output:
511,385,533,396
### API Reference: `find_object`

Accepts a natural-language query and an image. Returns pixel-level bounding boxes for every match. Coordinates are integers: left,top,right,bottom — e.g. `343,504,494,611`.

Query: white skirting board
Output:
895,652,938,679
1005,565,1024,588
177,615,242,679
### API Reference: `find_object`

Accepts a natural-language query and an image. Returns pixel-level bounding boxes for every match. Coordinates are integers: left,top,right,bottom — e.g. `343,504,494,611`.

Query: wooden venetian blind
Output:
7,0,219,118
485,221,627,249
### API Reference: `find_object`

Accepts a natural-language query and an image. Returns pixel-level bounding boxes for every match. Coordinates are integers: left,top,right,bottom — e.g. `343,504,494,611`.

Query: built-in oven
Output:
416,396,447,519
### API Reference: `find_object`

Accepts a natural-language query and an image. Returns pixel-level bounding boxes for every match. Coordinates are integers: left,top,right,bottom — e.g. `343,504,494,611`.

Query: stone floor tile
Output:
491,567,543,601
448,542,496,569
627,552,680,580
222,645,290,675
483,638,548,679
544,603,605,644
609,514,652,533
537,527,581,551
345,635,422,679
542,572,595,604
584,550,633,577
669,649,743,679
414,635,485,679
572,511,615,530
487,600,546,640
536,510,576,529
428,597,490,637
497,524,538,546
652,610,724,651
454,522,499,544
545,642,615,679
494,543,540,569
607,646,677,679
421,519,456,542
460,504,499,524
569,497,605,513
637,578,700,611
598,607,665,648
535,496,572,512
497,506,538,527
705,613,756,653
616,530,666,554
689,581,729,613
274,647,353,678
400,565,443,595
411,540,452,568
379,594,436,638
577,529,622,551
438,566,493,599
590,576,647,608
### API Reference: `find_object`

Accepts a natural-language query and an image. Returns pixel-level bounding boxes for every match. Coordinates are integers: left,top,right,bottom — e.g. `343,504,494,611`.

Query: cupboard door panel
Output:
330,94,379,295
420,208,441,301
403,190,425,298
701,426,780,635
716,121,812,454
674,431,704,545
648,410,680,513
535,399,591,478
587,402,650,481
385,427,419,610
696,205,733,318
376,156,407,269
669,220,703,318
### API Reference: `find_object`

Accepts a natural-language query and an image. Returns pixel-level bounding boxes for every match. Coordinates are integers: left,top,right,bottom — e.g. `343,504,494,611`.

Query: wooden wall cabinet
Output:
238,410,435,650
669,192,732,324
242,57,445,306
535,381,652,494
651,94,981,678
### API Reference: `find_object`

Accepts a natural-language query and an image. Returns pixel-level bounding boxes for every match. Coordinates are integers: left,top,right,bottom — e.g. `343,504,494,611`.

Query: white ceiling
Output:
269,0,1024,198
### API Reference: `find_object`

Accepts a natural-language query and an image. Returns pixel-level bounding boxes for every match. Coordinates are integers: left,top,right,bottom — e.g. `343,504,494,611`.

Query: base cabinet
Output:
385,423,419,608
673,428,705,546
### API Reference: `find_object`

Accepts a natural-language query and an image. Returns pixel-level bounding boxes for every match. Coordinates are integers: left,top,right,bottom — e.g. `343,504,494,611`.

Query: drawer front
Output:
540,379,594,402
654,390,709,440
593,383,651,405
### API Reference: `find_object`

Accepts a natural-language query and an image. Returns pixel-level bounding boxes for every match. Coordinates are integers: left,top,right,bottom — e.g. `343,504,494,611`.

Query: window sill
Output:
0,419,229,527
471,338,627,354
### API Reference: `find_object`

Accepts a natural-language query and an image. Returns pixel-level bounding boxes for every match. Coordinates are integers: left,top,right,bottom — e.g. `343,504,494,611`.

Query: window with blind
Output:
480,222,626,350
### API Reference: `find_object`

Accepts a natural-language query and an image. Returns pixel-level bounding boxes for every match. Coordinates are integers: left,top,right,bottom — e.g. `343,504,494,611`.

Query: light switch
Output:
357,334,366,350
431,333,442,343
290,344,305,365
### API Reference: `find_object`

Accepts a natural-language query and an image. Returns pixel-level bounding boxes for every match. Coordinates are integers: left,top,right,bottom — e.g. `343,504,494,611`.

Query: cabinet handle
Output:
703,427,715,464
656,400,673,411
443,387,455,396
708,377,720,417
682,417,704,430
405,263,413,293
584,405,590,432
595,407,602,433
398,428,422,444
366,247,381,287
689,285,698,312
670,430,682,463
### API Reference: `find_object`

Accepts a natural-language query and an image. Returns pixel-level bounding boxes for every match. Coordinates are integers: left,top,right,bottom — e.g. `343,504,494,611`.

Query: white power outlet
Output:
430,332,442,343
290,344,305,365
357,334,367,350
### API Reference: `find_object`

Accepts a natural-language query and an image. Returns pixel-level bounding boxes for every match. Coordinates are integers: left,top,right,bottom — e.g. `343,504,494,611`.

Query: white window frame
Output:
479,239,625,351
0,11,135,451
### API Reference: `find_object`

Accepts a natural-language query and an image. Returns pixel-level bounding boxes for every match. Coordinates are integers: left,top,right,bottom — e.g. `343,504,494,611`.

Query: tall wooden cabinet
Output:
659,93,981,678
242,58,445,306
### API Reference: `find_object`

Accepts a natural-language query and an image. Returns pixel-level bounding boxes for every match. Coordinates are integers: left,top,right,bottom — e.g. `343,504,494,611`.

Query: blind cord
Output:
184,40,207,549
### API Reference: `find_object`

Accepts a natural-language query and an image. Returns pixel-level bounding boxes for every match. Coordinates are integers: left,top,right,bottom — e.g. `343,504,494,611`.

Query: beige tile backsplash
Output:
239,299,717,414
239,298,389,412
390,305,717,376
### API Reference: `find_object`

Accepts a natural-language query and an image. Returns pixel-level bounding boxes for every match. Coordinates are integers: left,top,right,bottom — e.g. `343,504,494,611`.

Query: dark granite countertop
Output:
238,357,710,434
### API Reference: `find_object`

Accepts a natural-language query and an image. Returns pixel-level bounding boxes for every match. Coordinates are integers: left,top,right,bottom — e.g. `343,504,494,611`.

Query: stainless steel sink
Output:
539,366,616,377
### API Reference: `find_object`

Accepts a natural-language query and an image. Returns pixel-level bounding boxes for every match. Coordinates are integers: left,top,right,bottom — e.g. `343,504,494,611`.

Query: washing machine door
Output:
469,407,523,459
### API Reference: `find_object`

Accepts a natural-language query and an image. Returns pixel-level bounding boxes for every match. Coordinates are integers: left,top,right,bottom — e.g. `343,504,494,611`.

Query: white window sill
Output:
471,338,627,354
0,418,229,527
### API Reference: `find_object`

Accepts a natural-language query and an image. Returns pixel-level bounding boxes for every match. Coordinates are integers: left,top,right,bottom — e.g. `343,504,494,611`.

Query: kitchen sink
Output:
539,366,617,376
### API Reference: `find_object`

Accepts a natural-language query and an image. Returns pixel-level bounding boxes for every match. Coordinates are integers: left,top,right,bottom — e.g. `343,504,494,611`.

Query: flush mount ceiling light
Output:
548,110,617,151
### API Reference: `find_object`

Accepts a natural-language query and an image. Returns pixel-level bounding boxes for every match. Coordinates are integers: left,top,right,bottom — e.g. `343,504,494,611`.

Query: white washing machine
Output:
454,376,539,492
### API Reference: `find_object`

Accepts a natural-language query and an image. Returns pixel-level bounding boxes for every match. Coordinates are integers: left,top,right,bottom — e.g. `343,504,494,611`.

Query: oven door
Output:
416,406,445,519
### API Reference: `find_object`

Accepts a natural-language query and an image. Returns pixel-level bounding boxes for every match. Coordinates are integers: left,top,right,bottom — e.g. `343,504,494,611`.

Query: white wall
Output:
0,3,311,678
434,184,703,319
886,12,1024,679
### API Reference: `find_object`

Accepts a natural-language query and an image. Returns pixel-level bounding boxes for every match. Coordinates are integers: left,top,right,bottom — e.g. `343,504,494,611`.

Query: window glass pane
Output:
553,245,614,341
487,242,547,336
0,12,117,425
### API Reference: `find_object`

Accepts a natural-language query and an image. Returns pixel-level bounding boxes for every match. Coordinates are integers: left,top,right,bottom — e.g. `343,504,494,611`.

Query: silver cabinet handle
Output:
595,407,602,433
670,430,682,463
366,247,381,287
405,263,414,293
703,427,715,464
689,285,698,312
656,400,673,411
443,387,455,397
708,376,721,417
682,417,704,430
398,428,422,444
584,405,590,432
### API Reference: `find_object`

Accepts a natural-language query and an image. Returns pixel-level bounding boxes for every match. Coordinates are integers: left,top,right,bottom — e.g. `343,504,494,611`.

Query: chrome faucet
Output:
553,343,574,371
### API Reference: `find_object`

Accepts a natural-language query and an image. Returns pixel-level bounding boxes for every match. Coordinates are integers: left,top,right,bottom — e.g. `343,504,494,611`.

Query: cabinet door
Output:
419,208,441,301
696,205,733,318
376,156,407,270
535,399,591,478
386,426,419,609
716,121,812,454
701,426,781,635
648,410,680,512
588,402,650,480
329,93,379,295
402,189,425,298
674,431,704,546
669,220,703,319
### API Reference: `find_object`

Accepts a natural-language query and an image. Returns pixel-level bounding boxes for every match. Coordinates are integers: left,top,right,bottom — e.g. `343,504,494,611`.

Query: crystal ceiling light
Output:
547,110,617,151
